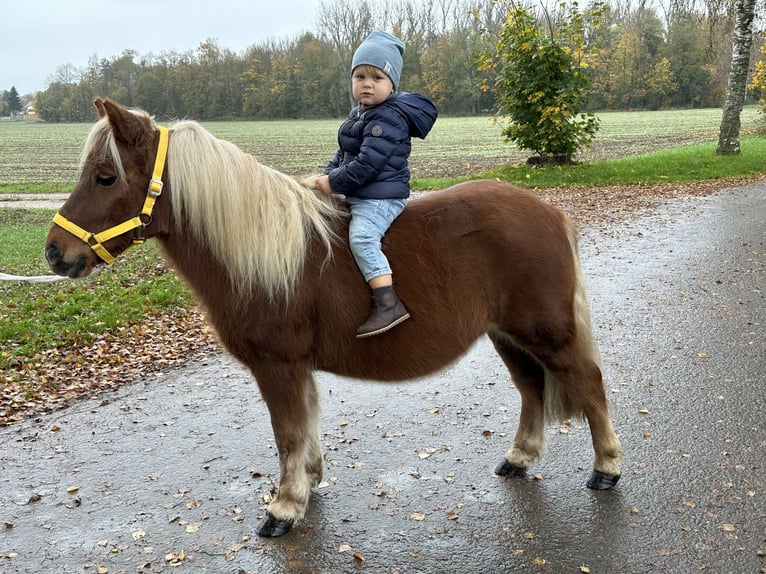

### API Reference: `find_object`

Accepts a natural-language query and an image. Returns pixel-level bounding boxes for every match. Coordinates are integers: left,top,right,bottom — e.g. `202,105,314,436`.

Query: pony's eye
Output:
96,174,117,187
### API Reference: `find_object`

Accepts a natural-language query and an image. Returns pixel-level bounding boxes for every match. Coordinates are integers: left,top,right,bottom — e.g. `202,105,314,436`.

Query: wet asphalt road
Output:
1,184,764,574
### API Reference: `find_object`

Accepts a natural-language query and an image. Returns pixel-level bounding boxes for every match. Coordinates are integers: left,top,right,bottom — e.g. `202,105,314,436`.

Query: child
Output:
313,30,438,338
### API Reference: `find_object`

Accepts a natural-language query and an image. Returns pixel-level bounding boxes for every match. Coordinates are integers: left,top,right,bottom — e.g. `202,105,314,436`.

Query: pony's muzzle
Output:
45,242,88,278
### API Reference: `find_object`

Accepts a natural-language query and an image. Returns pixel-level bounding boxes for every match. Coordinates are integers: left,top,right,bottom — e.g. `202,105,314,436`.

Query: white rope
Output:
0,272,68,283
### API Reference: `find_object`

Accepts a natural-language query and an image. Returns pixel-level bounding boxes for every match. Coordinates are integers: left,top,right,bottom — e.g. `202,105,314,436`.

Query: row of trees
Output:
21,0,766,122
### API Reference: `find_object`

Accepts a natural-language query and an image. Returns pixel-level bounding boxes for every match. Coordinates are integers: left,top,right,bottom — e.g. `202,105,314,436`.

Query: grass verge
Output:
411,135,766,190
0,210,195,373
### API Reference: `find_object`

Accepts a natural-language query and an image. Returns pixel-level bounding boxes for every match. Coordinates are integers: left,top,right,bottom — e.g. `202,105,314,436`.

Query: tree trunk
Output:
716,0,756,155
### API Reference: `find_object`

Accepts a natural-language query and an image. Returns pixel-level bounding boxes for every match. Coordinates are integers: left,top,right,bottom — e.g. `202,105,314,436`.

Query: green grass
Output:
0,209,194,371
412,135,766,190
0,183,63,194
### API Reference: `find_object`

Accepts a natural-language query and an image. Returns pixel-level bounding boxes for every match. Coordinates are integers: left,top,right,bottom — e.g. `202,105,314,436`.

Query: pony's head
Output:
45,98,168,278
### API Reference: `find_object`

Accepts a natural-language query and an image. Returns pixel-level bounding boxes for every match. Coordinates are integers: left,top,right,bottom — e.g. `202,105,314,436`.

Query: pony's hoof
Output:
257,512,294,537
495,460,527,477
587,470,620,490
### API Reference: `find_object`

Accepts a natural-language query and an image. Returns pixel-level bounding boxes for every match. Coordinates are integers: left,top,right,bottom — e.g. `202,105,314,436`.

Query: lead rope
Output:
0,272,68,283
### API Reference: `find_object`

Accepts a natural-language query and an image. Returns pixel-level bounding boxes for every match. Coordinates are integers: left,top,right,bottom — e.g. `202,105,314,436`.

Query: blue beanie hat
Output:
351,31,405,90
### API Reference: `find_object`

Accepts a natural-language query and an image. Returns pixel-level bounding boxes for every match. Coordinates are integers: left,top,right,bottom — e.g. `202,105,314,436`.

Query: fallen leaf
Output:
338,544,352,553
629,505,639,514
638,409,650,415
410,512,426,521
428,407,440,414
165,550,185,564
721,524,736,532
66,486,79,493
353,552,365,562
96,567,108,574
580,566,591,573
132,530,146,541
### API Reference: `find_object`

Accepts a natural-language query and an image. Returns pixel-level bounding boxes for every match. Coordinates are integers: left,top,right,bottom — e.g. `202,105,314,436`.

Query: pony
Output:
45,98,623,537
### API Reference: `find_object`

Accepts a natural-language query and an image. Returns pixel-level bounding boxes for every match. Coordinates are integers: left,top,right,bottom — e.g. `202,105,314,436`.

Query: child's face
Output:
351,66,394,107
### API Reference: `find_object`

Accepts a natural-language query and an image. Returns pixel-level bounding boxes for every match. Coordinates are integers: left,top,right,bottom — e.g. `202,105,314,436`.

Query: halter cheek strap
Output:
53,126,169,265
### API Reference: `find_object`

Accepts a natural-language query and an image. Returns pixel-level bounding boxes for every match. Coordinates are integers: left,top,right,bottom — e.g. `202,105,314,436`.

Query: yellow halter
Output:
53,126,169,265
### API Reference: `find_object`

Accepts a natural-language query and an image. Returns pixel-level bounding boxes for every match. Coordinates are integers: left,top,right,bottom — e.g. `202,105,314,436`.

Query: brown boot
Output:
356,286,410,338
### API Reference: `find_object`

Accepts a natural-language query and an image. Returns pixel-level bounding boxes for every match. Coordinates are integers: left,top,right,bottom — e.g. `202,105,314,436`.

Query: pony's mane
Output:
84,111,343,299
166,120,342,298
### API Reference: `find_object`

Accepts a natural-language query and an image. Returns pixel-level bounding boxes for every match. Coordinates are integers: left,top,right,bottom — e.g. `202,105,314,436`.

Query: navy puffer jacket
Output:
324,92,438,199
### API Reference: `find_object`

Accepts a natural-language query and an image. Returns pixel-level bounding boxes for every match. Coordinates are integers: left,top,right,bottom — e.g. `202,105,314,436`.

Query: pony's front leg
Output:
488,332,546,477
251,362,323,537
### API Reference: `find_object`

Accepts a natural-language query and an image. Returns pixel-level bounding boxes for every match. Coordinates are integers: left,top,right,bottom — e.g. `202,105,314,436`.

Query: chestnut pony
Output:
45,99,622,537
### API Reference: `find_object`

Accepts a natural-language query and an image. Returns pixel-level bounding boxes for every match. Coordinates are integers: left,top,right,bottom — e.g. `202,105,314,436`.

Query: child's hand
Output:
313,175,333,195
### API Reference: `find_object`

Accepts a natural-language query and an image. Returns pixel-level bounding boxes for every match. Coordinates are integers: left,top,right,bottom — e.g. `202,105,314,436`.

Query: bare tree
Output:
716,0,756,154
51,63,80,85
317,0,376,64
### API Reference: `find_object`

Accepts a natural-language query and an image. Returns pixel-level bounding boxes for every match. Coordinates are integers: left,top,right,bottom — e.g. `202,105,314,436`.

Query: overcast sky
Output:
1,0,319,95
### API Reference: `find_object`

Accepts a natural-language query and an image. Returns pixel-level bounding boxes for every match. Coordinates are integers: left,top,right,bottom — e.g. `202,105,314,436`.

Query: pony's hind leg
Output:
488,330,546,477
251,362,323,537
544,345,623,489
490,322,622,489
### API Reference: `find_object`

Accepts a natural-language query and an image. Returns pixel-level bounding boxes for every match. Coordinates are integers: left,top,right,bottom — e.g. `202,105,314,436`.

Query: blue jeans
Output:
345,197,407,283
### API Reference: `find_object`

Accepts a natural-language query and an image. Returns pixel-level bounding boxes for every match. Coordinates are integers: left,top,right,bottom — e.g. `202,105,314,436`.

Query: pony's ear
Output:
94,98,106,118
100,98,149,148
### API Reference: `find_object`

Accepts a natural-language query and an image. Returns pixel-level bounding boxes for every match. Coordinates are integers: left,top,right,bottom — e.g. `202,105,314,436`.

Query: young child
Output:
313,30,437,338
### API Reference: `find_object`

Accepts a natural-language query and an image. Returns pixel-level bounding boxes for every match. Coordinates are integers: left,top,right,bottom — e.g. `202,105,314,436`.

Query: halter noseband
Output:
53,125,169,265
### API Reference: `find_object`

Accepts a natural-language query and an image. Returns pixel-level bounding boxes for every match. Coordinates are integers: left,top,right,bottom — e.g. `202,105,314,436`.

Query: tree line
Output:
19,0,766,122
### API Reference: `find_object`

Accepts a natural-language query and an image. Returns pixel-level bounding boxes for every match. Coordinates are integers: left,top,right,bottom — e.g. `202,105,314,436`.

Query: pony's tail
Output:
543,222,602,423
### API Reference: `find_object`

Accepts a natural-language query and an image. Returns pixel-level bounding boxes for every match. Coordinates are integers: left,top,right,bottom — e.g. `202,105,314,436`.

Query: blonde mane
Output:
83,110,343,299
165,120,342,298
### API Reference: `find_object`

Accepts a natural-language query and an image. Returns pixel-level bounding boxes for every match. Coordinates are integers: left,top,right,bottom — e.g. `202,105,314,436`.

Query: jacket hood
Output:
388,92,438,139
